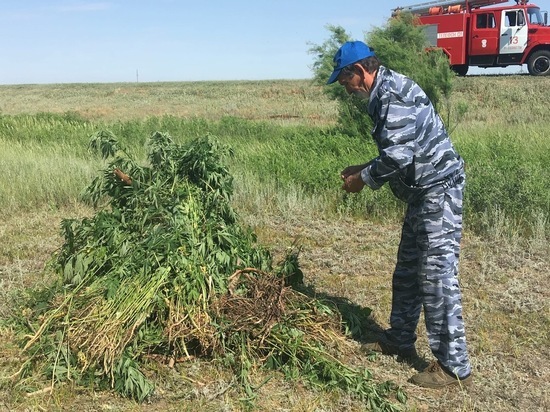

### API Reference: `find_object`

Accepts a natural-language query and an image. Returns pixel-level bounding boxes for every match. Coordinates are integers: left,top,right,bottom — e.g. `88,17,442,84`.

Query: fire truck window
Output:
477,13,496,29
505,11,517,27
518,11,525,25
488,14,496,28
477,14,487,28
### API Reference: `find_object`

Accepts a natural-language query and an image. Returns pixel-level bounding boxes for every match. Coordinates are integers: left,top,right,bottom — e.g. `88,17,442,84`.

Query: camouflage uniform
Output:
360,66,472,379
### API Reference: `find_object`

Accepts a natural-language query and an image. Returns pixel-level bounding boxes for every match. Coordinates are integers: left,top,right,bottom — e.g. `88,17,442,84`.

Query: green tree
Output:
309,25,370,137
309,13,454,137
366,12,454,108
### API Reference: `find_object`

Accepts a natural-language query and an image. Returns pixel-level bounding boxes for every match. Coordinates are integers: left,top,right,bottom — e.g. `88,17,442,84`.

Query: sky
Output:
0,0,427,85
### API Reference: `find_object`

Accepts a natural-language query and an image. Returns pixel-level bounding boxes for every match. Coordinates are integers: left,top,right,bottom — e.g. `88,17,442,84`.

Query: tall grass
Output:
0,78,548,238
0,139,96,212
0,113,403,219
454,124,550,237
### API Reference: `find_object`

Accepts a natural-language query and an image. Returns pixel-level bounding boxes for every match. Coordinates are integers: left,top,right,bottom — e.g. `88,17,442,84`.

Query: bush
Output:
308,16,454,137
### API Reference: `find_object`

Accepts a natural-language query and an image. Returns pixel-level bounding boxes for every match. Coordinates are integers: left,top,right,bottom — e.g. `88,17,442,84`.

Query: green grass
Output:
0,76,549,412
0,139,96,211
455,124,550,236
1,106,548,237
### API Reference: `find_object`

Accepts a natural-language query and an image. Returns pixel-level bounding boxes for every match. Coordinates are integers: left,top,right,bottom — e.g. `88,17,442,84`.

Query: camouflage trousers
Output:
385,176,472,379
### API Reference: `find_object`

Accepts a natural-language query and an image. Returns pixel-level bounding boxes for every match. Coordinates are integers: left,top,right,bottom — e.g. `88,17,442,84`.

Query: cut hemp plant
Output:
10,131,405,410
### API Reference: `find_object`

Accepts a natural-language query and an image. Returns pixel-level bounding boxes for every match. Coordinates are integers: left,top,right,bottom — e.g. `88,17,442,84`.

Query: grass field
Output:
0,75,549,411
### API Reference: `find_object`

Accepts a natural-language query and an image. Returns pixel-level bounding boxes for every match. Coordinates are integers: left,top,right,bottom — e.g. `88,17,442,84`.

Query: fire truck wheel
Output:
527,50,550,76
451,65,469,76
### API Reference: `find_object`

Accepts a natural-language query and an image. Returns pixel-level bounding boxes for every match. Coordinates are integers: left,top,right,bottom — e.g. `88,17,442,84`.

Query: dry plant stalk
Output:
67,271,167,378
164,301,219,357
113,168,132,185
214,268,347,353
215,268,288,342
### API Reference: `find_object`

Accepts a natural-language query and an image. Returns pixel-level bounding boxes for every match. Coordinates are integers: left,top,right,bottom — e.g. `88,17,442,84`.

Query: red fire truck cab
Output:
393,0,550,75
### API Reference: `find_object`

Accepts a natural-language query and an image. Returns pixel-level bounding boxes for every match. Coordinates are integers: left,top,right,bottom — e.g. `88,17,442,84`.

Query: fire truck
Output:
392,0,550,75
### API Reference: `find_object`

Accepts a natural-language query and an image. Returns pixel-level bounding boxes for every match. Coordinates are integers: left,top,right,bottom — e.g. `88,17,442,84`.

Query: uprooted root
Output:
214,268,288,340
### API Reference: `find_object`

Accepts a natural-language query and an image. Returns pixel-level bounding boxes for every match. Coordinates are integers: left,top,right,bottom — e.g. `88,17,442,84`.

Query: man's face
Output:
337,65,371,100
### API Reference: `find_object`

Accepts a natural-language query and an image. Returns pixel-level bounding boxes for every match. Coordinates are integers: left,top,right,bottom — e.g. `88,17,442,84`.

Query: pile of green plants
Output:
8,131,405,410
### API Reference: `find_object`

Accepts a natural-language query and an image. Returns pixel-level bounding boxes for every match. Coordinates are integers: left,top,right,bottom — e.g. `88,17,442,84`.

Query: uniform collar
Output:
367,66,385,115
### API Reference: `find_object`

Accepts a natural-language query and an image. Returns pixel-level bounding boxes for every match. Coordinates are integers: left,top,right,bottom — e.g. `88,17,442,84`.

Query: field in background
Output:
0,76,549,411
1,75,549,234
0,80,336,125
1,74,547,126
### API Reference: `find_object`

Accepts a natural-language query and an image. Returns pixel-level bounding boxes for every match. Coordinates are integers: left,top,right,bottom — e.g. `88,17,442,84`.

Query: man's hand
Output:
341,172,365,193
341,165,365,179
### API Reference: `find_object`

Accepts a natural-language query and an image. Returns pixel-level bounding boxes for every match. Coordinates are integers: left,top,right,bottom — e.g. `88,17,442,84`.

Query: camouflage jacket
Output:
360,66,464,203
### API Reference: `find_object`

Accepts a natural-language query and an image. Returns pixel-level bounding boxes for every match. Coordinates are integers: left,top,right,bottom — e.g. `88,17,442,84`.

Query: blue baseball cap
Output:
327,41,376,84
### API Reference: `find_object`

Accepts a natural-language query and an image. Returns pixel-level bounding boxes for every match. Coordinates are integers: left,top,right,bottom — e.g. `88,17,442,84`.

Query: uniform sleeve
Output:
361,90,417,190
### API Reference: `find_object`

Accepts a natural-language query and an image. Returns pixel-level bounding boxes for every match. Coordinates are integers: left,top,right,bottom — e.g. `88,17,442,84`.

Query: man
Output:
327,41,472,389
